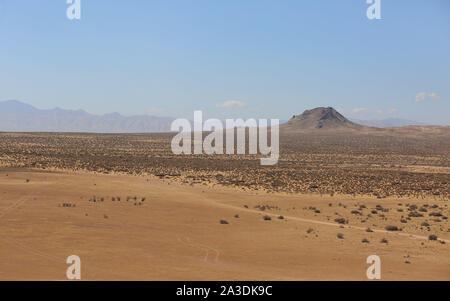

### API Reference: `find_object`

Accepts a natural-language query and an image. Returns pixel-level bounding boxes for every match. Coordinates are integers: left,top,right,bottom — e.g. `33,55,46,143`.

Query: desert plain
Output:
0,121,449,280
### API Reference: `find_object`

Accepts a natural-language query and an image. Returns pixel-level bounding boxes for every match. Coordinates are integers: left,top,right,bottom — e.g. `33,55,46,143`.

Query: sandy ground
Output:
0,168,448,281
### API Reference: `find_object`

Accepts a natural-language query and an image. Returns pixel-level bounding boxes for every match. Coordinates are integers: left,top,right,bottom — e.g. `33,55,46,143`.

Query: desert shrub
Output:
429,212,442,217
278,215,284,219
263,215,272,221
408,211,423,217
361,238,370,243
408,205,418,211
334,218,347,224
380,238,388,244
421,222,430,227
220,219,229,224
385,225,399,231
428,234,438,241
337,233,344,239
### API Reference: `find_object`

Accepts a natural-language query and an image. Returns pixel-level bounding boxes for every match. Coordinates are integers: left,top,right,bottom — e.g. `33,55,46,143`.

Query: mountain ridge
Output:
0,100,174,133
350,118,429,128
1,100,446,133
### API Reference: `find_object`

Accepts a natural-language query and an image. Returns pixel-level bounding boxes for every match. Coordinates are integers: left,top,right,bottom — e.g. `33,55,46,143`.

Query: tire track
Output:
177,236,220,263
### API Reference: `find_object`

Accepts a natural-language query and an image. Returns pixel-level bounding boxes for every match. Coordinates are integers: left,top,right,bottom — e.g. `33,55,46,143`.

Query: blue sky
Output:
0,0,449,123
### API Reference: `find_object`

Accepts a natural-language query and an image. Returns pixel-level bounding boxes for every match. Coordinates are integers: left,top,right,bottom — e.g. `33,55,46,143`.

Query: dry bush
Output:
385,225,399,231
334,218,347,224
428,234,438,241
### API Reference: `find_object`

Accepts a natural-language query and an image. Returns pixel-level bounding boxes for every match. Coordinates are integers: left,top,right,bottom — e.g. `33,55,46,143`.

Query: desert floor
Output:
0,168,448,280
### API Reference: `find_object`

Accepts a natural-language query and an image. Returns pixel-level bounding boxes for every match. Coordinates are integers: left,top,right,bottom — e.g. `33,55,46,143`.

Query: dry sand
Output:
0,168,448,280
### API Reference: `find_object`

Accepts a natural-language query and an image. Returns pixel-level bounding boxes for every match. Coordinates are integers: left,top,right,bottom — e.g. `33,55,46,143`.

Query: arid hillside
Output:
282,107,367,132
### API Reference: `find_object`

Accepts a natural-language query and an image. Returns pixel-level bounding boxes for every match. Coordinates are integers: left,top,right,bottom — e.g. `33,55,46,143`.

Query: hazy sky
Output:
0,0,449,123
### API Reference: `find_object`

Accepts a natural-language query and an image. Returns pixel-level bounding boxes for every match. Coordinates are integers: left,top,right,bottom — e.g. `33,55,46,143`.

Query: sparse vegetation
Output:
428,234,438,241
385,225,399,231
334,218,347,224
1,132,448,199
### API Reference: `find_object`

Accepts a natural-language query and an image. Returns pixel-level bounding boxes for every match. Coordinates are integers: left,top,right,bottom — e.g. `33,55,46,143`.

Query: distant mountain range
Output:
0,100,174,133
0,100,434,133
349,118,429,128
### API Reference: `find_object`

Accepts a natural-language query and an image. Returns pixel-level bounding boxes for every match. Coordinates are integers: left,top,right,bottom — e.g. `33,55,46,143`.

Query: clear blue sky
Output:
0,0,449,123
